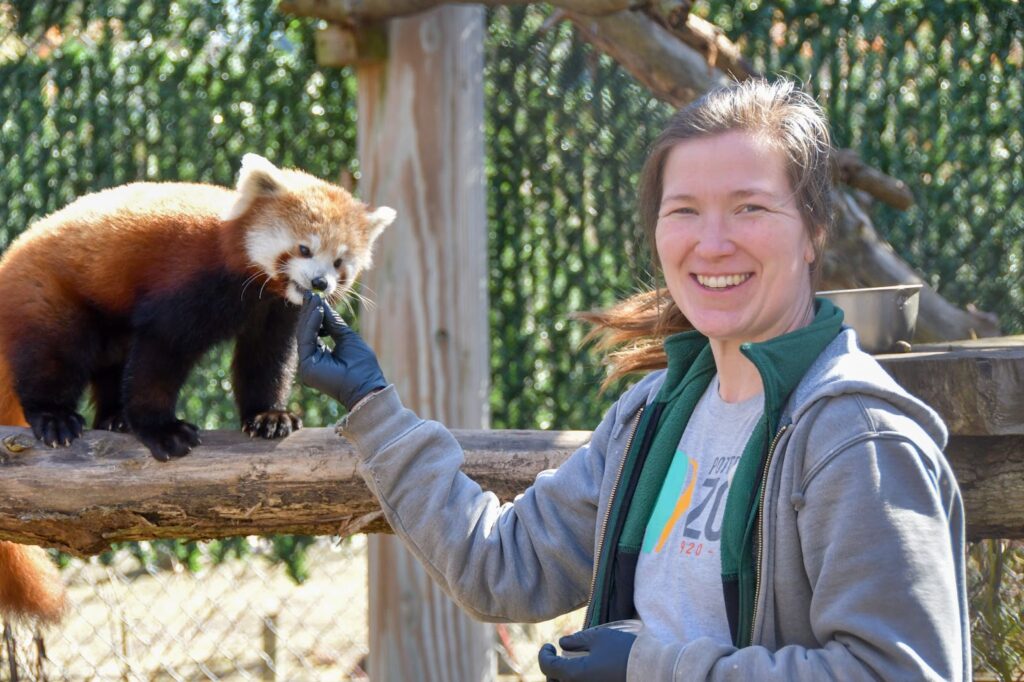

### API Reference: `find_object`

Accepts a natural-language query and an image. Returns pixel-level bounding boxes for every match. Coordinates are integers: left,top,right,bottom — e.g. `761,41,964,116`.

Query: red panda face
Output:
224,154,395,306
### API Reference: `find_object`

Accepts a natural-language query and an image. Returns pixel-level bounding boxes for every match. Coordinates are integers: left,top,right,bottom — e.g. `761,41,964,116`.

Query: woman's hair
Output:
579,78,836,388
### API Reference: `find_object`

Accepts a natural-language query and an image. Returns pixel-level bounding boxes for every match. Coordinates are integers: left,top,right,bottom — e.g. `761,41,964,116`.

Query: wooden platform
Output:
877,335,1024,436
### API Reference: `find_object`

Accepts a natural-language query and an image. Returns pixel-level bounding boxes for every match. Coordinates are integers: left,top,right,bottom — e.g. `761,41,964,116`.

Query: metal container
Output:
817,284,923,354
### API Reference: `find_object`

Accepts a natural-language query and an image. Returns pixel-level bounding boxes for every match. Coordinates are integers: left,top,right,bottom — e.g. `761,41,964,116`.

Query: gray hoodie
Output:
339,328,970,681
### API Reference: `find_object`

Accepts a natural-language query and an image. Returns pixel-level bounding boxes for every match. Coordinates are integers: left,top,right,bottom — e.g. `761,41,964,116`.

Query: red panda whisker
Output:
240,272,264,300
257,275,272,300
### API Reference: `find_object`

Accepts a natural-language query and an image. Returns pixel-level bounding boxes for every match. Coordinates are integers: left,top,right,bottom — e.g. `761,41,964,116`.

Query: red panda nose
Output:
311,276,329,292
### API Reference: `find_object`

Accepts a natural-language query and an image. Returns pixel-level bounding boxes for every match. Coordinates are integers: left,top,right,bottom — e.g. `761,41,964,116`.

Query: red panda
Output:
0,153,395,621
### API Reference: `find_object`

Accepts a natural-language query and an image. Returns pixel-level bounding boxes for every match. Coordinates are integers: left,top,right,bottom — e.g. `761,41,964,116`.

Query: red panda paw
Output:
94,413,131,433
135,420,201,462
26,409,86,448
242,411,302,440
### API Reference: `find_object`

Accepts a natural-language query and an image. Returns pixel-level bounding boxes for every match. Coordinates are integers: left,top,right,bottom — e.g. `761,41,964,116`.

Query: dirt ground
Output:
4,537,582,681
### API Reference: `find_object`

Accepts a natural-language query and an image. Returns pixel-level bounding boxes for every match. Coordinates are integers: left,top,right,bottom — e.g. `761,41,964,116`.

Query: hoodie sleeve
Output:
337,383,636,623
627,395,967,681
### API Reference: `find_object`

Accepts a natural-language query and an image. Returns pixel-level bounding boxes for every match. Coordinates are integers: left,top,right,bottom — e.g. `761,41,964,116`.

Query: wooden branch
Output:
565,9,729,108
646,3,760,82
0,414,1020,552
279,0,632,24
835,148,915,211
0,426,587,556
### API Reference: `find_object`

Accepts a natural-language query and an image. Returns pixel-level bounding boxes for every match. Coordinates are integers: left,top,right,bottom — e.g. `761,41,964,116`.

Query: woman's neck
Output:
709,343,764,403
708,297,816,403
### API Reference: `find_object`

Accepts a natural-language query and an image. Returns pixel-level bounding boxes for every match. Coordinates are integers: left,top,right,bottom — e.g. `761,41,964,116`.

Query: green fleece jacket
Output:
338,324,969,681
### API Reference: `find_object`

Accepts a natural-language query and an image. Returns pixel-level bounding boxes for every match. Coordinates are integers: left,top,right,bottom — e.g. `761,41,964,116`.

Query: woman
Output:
297,79,969,681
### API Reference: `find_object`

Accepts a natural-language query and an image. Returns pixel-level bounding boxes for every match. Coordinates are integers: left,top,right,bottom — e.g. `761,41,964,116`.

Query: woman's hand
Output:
296,292,387,411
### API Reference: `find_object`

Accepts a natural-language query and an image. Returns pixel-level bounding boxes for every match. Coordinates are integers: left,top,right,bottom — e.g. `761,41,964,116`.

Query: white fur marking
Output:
223,154,287,221
367,206,397,240
245,225,294,275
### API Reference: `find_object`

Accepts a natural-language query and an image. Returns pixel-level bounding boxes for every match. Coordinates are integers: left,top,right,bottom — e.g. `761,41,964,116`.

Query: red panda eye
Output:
333,258,342,268
299,245,311,257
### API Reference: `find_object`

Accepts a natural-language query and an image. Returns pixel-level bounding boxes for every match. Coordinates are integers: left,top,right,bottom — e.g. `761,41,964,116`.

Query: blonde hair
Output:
579,79,836,388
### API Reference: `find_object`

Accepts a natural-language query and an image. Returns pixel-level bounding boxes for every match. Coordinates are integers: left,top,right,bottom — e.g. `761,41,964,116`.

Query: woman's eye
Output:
299,245,312,257
739,204,767,213
667,206,696,216
333,258,342,268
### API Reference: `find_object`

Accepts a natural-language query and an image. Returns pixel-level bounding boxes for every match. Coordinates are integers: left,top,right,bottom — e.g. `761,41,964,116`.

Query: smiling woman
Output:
654,131,816,401
296,79,971,682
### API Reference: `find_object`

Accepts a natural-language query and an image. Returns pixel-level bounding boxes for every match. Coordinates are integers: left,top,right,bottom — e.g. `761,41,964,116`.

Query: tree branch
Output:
278,0,634,24
0,352,1021,556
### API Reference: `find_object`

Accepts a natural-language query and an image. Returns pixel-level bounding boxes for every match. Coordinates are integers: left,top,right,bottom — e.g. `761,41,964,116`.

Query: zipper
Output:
583,405,644,627
749,421,790,645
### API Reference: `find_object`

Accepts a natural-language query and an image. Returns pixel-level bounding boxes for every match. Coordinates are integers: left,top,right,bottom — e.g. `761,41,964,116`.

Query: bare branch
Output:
279,0,633,24
566,9,729,108
836,148,915,211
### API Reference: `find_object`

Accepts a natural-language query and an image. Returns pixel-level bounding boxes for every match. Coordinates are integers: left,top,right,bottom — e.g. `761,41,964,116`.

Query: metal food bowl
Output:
817,284,923,354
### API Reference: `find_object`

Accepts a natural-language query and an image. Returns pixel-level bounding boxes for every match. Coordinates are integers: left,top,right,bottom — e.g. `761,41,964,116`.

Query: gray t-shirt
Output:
634,376,764,645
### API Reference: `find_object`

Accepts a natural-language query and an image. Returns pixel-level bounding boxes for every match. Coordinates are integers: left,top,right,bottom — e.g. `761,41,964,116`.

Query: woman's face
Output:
655,130,816,346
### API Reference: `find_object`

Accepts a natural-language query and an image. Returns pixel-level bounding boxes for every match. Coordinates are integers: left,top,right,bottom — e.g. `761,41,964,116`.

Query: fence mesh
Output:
0,0,1021,679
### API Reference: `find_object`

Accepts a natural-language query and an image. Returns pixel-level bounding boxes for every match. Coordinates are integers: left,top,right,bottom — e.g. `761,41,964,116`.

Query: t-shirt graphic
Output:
634,376,763,646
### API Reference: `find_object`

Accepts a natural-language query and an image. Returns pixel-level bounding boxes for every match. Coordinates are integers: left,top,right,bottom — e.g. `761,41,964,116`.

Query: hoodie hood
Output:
785,327,948,450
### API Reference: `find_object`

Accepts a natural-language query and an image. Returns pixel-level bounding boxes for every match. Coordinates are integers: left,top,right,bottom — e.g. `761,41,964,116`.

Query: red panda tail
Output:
0,542,67,623
0,352,65,624
0,354,27,427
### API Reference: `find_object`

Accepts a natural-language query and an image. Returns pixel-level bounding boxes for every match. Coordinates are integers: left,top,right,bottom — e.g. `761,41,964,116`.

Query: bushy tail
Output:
0,542,66,623
0,354,65,623
0,353,27,427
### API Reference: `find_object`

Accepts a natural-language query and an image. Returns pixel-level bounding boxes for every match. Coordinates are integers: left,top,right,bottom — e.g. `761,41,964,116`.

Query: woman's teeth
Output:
696,273,751,289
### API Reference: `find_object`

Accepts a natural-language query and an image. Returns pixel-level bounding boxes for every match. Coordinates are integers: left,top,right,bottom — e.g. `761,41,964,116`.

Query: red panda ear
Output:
222,154,287,221
366,206,396,242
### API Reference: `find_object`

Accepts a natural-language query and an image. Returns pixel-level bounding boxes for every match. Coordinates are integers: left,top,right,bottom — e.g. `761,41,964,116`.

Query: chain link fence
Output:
1,537,577,681
5,538,370,681
1,0,1022,679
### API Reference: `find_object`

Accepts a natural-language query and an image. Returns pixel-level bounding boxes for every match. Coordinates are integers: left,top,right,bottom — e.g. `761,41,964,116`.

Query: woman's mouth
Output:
694,273,752,290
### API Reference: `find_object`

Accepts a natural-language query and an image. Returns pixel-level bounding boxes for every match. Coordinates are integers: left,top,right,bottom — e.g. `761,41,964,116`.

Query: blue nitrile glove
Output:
297,291,387,411
537,626,636,682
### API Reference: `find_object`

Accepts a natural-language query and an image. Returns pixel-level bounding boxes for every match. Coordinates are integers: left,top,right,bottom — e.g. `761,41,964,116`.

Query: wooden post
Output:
355,6,494,682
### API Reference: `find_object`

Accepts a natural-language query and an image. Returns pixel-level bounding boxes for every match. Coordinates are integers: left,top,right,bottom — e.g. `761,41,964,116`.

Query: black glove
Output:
297,292,387,411
537,626,637,682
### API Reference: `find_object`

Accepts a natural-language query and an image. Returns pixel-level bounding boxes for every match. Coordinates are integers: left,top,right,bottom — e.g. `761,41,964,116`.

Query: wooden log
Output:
279,0,633,24
566,9,729,108
835,148,915,211
0,424,1019,552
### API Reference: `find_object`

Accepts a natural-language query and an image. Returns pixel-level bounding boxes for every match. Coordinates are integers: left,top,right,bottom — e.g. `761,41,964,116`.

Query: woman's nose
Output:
693,216,736,258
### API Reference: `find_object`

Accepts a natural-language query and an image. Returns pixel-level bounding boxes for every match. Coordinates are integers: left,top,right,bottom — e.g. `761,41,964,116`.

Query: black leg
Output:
122,335,202,461
90,364,130,433
233,300,302,439
11,329,95,447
